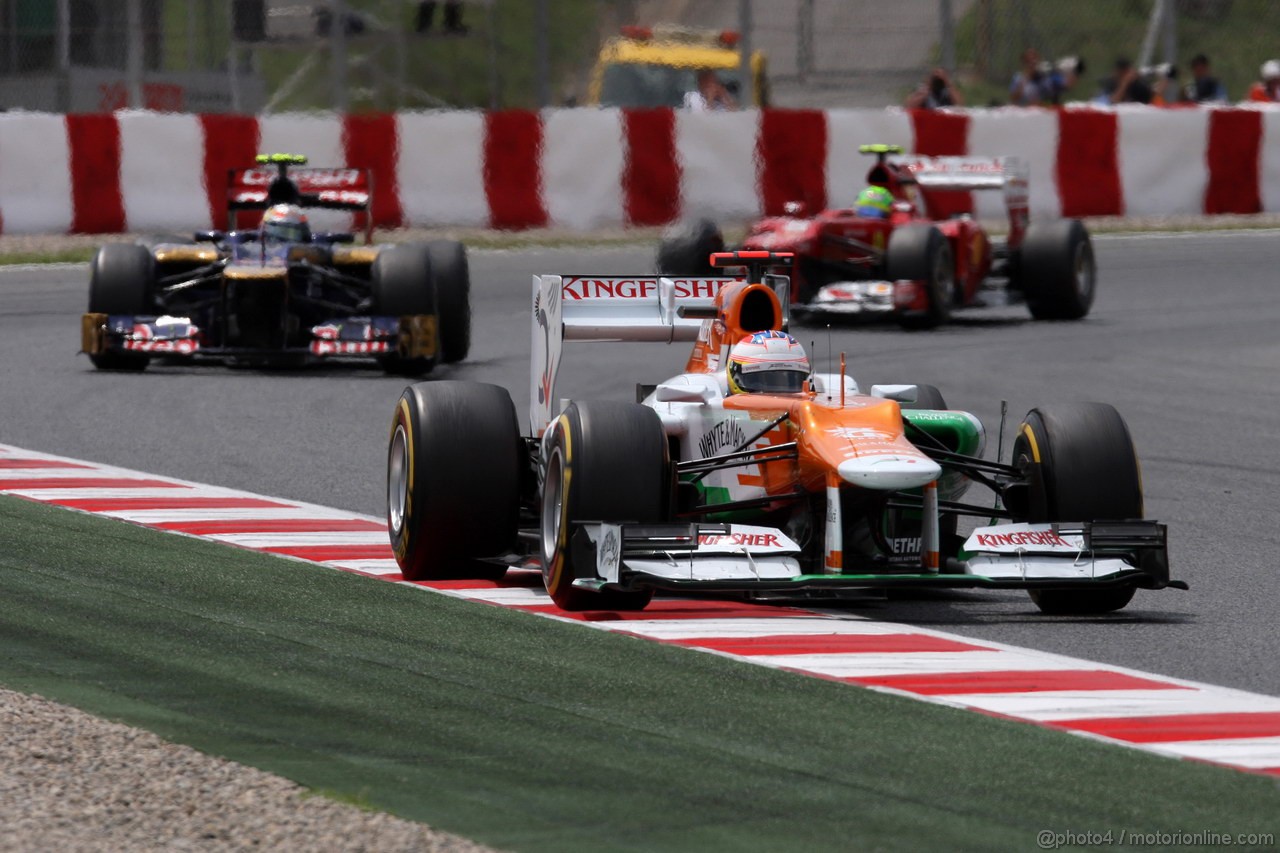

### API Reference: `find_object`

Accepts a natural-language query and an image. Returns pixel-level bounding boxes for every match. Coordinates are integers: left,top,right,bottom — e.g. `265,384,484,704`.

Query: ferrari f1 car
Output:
386,251,1180,614
81,153,469,373
658,144,1095,329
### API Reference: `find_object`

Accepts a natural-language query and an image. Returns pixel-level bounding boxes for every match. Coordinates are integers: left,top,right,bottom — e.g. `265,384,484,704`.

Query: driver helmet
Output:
855,185,894,218
726,331,811,395
261,203,311,243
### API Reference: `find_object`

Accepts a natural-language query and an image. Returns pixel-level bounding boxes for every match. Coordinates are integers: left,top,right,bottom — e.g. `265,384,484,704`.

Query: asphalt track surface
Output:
2,232,1279,699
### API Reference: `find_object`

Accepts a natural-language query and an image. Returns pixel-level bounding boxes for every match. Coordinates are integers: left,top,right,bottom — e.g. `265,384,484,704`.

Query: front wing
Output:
81,313,437,362
568,520,1176,596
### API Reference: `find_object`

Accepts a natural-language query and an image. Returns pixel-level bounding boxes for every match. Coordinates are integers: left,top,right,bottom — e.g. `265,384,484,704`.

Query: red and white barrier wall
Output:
1,105,1279,235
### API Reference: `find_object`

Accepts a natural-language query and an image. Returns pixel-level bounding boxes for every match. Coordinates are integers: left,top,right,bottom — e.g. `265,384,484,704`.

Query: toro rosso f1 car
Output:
386,251,1180,614
81,153,469,373
659,144,1095,329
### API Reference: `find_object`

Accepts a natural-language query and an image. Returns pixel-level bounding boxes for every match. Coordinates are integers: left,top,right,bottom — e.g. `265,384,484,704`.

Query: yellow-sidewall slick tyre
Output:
388,381,520,580
540,401,669,612
1013,402,1143,615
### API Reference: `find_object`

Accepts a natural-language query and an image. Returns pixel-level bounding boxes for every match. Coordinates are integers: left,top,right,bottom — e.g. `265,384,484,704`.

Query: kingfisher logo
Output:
698,532,781,548
561,278,727,300
974,530,1075,548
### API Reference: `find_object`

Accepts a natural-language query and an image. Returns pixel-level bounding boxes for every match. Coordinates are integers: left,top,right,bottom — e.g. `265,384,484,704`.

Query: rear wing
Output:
895,155,1030,241
226,163,373,240
530,274,745,434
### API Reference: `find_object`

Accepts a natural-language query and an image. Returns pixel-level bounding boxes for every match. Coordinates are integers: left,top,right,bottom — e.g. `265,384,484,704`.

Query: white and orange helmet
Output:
261,203,311,243
726,331,811,395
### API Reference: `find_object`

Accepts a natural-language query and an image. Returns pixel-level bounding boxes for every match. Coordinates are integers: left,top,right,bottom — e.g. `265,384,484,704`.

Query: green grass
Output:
2,494,1279,851
951,0,1280,107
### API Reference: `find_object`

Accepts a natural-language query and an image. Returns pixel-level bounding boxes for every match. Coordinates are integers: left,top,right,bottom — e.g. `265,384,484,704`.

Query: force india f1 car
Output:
658,144,1095,329
386,251,1181,614
81,154,469,373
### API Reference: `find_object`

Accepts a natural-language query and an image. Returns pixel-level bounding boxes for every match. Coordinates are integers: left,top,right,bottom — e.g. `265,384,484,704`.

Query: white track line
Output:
1,441,1277,780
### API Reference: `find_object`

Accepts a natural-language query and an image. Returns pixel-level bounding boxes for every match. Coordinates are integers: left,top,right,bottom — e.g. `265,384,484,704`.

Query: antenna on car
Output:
826,325,834,402
809,339,817,394
840,352,846,408
994,399,1008,514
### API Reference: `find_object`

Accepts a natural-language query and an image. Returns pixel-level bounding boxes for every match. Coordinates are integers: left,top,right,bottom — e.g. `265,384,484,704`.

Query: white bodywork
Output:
528,270,1152,589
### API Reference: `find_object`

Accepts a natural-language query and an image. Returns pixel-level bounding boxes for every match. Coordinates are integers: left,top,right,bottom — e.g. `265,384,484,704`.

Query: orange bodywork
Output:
681,277,936,500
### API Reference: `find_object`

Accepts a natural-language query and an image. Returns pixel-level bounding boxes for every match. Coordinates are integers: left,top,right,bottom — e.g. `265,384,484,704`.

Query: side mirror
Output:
870,383,920,403
194,230,225,243
655,383,715,404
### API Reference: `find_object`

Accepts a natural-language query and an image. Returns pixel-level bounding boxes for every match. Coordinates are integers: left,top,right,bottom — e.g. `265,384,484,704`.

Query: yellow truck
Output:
586,24,769,108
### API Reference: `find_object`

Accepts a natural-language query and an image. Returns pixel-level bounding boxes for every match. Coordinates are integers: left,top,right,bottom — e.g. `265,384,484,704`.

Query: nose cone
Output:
838,455,942,490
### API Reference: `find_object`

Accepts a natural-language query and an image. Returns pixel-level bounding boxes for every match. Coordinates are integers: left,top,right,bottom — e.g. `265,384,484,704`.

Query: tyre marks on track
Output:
3,441,1279,778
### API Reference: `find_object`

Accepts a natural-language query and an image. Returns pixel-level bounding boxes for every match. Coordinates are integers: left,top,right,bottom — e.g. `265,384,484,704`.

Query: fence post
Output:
126,0,144,107
797,0,813,83
330,0,349,112
536,0,549,107
488,0,501,109
1162,0,1177,65
738,0,754,107
939,0,955,73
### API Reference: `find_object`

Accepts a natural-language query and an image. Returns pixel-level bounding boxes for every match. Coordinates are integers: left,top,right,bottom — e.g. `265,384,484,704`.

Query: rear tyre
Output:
427,240,471,364
1019,219,1095,320
372,244,437,376
1012,402,1143,614
886,225,954,330
88,244,155,371
541,401,669,611
657,218,725,276
388,381,521,581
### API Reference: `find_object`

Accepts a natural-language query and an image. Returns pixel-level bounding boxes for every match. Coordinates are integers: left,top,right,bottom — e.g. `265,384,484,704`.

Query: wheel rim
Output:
541,447,565,570
1073,242,1095,303
388,424,409,535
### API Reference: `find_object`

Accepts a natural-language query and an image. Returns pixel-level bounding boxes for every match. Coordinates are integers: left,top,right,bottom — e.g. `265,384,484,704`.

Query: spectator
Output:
1009,48,1058,106
1248,60,1280,102
416,1,467,35
1094,57,1153,105
905,67,963,109
1183,53,1227,103
683,69,736,111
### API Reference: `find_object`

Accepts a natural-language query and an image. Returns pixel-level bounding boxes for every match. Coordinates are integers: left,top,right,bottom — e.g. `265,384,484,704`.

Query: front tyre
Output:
886,224,954,330
88,244,155,371
1019,219,1095,320
427,240,471,364
388,381,521,581
657,218,724,276
373,244,437,376
541,401,670,611
1012,402,1143,614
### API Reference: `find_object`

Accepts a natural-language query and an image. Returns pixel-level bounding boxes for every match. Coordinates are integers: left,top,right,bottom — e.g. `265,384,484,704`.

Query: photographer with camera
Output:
1094,57,1153,105
905,67,963,109
1010,49,1085,106
1009,48,1056,105
1184,54,1227,103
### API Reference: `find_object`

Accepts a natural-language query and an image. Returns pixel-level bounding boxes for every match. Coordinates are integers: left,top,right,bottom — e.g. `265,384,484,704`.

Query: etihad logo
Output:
561,278,727,300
